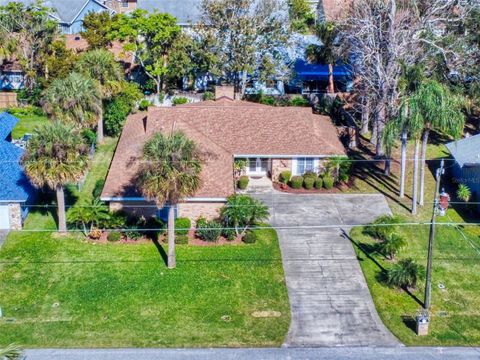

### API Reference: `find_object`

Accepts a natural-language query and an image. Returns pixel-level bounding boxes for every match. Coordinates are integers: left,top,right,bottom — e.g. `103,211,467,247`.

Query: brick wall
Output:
177,202,223,226
271,159,292,182
0,92,17,108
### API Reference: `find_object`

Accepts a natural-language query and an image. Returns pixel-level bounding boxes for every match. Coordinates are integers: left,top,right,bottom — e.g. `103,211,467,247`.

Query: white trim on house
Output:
0,200,27,203
100,196,227,202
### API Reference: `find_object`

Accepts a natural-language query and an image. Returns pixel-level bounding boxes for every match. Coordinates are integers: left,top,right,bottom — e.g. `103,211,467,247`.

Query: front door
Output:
248,158,268,176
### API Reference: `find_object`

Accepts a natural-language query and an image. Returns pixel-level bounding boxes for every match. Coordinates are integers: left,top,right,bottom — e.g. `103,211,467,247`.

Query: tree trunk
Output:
412,139,420,215
241,70,247,99
375,109,385,157
96,113,104,144
167,205,176,269
419,128,430,207
384,157,391,176
56,185,67,233
371,121,378,146
399,129,407,198
360,97,370,136
328,63,335,93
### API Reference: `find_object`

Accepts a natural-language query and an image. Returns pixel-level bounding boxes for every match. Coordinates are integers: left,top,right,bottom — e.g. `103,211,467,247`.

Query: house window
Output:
121,0,129,7
296,158,315,175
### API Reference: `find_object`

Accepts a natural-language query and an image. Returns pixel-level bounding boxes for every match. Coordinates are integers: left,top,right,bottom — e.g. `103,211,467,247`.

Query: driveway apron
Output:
255,193,401,347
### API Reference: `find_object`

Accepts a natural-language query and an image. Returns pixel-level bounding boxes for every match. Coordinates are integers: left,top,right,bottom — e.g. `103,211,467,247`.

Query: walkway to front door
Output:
254,193,401,347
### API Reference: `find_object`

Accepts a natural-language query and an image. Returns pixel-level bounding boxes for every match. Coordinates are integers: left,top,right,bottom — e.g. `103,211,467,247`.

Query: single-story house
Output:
0,112,35,230
101,93,346,223
0,0,114,34
445,134,480,199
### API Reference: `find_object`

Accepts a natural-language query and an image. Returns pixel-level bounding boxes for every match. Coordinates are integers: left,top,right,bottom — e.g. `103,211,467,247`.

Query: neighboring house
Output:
0,112,35,230
101,91,346,222
446,135,480,200
0,0,114,34
136,0,201,26
0,61,24,91
292,59,354,94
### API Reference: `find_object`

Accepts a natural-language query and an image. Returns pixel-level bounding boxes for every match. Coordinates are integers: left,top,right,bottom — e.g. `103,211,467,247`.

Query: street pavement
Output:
255,193,400,347
24,347,480,360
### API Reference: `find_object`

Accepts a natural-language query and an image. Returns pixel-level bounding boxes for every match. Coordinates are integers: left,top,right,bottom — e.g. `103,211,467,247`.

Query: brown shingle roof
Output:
101,99,346,200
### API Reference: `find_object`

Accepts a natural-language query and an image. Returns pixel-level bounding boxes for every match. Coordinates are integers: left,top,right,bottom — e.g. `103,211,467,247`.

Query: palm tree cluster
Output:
383,77,465,214
41,49,124,144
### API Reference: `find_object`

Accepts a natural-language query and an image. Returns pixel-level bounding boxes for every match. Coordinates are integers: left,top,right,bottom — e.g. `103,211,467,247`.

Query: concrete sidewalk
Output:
255,193,400,347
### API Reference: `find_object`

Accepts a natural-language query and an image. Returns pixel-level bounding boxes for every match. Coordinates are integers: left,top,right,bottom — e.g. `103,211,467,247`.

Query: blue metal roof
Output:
294,60,353,80
0,112,18,140
0,112,35,202
445,134,480,168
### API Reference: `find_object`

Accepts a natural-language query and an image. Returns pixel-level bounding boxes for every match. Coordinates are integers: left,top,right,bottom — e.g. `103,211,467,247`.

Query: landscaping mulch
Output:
90,229,245,246
273,182,349,194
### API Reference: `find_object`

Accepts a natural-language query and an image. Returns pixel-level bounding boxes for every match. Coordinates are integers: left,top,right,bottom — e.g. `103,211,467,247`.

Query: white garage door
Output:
0,205,10,230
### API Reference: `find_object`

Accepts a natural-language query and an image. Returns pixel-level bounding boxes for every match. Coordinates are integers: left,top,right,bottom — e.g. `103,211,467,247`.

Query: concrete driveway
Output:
255,193,401,347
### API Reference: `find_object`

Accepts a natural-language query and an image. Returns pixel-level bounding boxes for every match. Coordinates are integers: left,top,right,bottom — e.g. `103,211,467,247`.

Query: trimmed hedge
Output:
290,176,304,189
304,177,315,190
237,175,249,190
279,170,291,184
323,176,334,189
315,177,323,190
242,230,257,244
175,217,191,235
107,231,121,242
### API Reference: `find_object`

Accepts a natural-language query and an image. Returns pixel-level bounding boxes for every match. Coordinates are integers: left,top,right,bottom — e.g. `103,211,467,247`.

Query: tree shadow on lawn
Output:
152,238,168,267
348,149,411,213
342,229,424,309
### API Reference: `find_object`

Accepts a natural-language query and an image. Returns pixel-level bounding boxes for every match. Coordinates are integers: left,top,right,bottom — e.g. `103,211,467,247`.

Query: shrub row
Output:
287,174,334,190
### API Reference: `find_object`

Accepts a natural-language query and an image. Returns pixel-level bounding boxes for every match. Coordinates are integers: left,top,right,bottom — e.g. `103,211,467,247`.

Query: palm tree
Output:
137,131,203,269
220,194,269,236
306,21,337,93
42,72,102,135
457,184,472,203
67,198,111,236
377,233,406,260
386,258,424,289
21,122,90,233
0,343,22,360
76,49,124,143
416,81,464,206
397,64,424,198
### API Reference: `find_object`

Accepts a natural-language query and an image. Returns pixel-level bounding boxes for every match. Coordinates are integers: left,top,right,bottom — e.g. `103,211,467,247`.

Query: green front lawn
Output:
349,139,480,345
0,133,290,348
0,227,290,348
11,111,49,139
